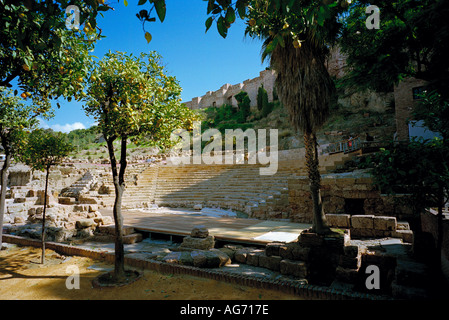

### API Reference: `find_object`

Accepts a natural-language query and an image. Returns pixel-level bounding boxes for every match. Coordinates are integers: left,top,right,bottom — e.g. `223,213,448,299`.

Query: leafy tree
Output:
0,88,39,247
370,88,449,268
412,90,449,144
370,138,448,267
18,129,74,263
244,0,345,234
137,0,348,234
257,84,267,111
0,0,111,248
235,91,251,123
1,0,113,110
339,0,449,95
83,51,195,282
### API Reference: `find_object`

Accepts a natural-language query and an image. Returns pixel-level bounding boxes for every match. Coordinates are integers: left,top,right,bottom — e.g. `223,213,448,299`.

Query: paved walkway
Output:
100,207,311,245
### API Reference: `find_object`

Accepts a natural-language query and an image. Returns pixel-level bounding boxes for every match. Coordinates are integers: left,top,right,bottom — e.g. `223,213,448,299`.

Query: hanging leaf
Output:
225,7,236,24
145,32,152,43
217,16,228,38
154,0,166,23
205,16,213,33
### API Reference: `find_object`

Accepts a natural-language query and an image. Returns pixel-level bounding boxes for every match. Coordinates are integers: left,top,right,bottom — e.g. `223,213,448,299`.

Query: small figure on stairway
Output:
365,132,374,142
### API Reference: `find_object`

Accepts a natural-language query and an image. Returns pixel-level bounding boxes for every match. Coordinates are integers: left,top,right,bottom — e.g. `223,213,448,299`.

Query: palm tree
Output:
271,36,336,234
246,0,342,234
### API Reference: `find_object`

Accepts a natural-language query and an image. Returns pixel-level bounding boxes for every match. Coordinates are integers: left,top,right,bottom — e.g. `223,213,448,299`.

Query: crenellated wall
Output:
183,69,276,110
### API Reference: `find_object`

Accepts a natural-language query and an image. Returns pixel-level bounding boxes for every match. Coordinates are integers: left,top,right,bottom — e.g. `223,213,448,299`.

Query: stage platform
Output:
100,207,311,246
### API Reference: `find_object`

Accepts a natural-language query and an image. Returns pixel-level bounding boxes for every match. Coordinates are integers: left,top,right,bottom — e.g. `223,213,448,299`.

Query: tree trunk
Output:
106,135,126,281
0,148,11,248
304,131,330,234
41,166,50,264
436,186,444,271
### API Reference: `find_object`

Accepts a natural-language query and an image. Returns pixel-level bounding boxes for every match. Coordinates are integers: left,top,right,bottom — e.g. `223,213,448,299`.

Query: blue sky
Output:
40,0,269,132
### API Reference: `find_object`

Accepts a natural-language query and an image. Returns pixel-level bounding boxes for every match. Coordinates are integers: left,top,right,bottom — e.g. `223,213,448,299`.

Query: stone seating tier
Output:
86,151,357,214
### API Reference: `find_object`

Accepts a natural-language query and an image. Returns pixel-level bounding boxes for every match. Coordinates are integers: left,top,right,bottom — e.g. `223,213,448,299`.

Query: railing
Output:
324,137,386,155
325,137,362,154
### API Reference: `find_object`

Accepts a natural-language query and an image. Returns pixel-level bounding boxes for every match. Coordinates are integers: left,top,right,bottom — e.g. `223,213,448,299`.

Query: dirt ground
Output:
0,245,302,300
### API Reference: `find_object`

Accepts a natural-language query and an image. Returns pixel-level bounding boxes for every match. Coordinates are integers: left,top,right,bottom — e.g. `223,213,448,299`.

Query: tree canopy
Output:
339,0,449,94
84,51,196,148
0,0,113,111
18,129,74,171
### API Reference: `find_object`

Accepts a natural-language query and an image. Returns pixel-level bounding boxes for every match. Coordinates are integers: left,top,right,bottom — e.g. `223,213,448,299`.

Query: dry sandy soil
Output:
0,245,301,300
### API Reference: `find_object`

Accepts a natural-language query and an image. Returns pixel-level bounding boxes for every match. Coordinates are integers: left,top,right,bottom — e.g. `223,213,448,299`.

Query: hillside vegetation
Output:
64,87,396,160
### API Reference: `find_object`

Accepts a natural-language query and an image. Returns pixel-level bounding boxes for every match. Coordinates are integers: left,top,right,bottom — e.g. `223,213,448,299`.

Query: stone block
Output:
393,229,414,243
14,197,27,203
76,218,97,229
7,203,26,214
218,247,235,260
351,228,377,238
280,259,307,278
373,216,397,231
97,225,135,236
163,252,183,264
190,225,209,238
324,231,350,250
335,266,359,284
351,215,374,229
235,249,250,264
191,249,231,268
265,242,284,257
326,214,351,228
28,207,36,216
258,254,282,272
78,195,97,204
123,233,143,244
180,235,215,250
299,231,325,247
246,250,264,266
14,216,26,224
26,190,36,197
291,244,311,261
343,245,363,258
59,197,76,205
339,255,361,269
73,205,88,212
99,216,113,226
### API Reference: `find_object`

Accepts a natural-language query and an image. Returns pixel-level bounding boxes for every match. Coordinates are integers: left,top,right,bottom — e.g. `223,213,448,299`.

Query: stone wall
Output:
393,77,429,141
183,69,276,110
287,172,414,223
421,208,449,282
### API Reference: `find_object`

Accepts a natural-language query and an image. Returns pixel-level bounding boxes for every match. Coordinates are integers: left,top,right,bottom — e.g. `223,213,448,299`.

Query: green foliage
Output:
262,101,275,118
412,90,449,141
83,51,196,149
369,138,449,213
201,104,253,134
272,85,278,101
0,0,113,112
244,0,346,61
340,0,449,94
257,84,267,111
66,126,101,147
0,87,39,155
19,129,74,171
235,91,251,123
